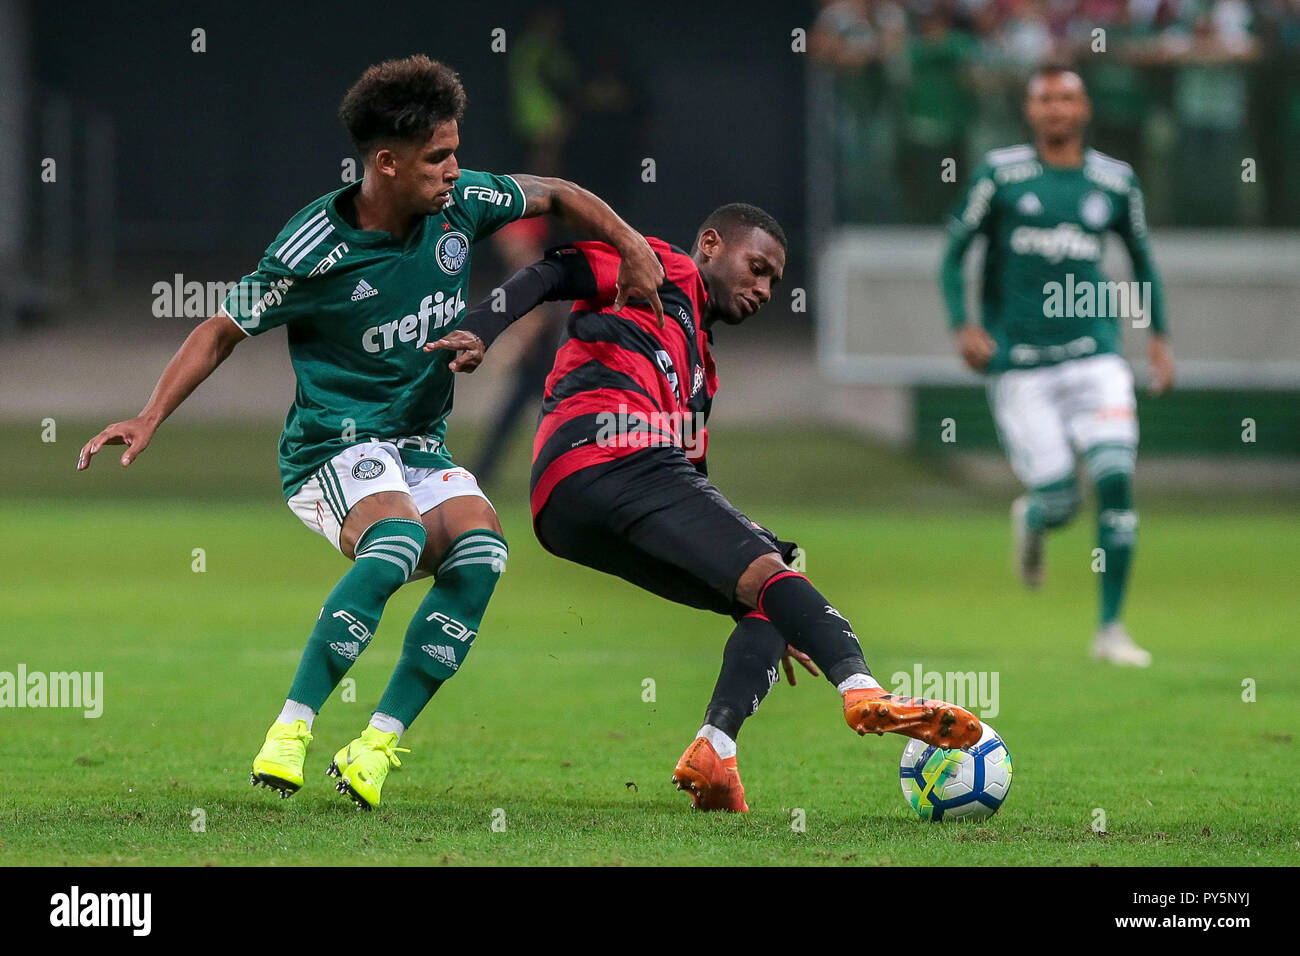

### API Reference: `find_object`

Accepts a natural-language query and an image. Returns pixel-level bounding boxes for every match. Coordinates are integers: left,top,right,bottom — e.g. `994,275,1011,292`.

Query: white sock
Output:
697,723,737,759
836,673,882,694
369,712,405,739
277,699,315,729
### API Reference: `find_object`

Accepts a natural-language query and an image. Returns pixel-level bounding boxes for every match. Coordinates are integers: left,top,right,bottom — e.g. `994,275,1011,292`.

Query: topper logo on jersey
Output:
675,306,695,337
361,290,466,353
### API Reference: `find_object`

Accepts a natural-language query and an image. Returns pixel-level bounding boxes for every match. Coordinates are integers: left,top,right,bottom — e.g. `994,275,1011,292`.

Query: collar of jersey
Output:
1038,146,1088,173
325,181,432,250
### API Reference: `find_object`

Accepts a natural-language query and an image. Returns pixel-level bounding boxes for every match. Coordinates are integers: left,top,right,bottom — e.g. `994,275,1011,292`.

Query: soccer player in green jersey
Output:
940,67,1176,667
77,55,666,809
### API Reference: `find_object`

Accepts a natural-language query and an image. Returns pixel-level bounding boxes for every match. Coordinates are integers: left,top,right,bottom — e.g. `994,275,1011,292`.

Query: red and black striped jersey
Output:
529,238,718,516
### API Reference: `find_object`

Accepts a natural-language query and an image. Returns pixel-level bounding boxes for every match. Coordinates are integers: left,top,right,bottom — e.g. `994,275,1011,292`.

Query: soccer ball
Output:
899,722,1013,822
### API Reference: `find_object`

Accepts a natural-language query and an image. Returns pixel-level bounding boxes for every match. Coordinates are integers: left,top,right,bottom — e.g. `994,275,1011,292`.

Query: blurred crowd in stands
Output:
809,0,1300,225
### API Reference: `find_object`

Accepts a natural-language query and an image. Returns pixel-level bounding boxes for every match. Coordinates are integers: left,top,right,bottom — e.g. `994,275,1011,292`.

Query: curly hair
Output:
695,203,788,252
339,55,467,153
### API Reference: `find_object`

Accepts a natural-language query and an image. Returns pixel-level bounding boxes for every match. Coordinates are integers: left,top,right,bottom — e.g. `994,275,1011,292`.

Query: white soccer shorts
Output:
287,440,491,559
987,353,1139,488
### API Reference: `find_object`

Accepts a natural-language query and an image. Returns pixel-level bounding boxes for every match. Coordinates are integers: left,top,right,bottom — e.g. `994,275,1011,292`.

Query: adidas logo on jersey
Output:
351,279,379,301
330,641,362,661
421,644,460,671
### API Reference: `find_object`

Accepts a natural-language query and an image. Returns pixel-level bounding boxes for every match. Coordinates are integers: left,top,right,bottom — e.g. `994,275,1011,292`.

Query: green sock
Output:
1026,476,1079,531
1094,467,1137,626
285,517,426,711
375,530,507,728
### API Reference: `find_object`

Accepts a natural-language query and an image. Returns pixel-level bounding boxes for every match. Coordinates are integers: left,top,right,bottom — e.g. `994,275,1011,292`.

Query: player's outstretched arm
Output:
511,174,665,325
77,312,245,470
428,246,599,372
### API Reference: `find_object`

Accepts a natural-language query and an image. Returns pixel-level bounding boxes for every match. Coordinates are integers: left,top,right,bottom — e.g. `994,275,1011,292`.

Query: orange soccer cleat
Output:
843,687,982,749
672,737,749,812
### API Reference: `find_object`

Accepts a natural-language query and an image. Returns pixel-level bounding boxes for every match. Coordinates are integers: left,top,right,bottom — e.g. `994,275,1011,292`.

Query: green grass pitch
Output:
1,423,1297,865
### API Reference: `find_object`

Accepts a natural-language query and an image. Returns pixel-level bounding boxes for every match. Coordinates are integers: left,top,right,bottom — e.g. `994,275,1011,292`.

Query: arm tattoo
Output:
511,173,557,218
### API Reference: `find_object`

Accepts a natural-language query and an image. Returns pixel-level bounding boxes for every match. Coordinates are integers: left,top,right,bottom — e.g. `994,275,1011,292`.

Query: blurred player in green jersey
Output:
940,67,1176,667
77,55,665,808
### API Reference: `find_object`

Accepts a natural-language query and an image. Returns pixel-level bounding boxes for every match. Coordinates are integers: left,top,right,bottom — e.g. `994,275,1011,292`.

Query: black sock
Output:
702,612,786,739
757,572,870,687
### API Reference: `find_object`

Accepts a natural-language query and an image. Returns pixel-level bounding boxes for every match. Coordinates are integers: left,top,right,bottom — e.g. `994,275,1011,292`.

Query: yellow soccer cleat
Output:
250,719,313,798
325,726,410,811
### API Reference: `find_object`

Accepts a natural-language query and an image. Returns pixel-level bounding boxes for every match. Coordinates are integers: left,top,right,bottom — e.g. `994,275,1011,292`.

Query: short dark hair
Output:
339,55,467,154
694,203,788,253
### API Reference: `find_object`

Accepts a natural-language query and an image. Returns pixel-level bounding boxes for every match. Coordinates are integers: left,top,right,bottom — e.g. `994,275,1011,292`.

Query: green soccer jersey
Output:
221,170,526,498
940,144,1166,373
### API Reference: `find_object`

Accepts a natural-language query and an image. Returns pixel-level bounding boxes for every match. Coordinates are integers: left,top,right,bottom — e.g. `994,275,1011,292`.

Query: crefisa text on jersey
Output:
362,289,467,353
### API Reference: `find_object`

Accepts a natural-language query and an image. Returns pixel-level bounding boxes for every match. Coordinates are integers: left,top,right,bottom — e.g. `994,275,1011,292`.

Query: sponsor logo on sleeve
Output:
242,276,296,328
463,185,513,207
309,242,350,276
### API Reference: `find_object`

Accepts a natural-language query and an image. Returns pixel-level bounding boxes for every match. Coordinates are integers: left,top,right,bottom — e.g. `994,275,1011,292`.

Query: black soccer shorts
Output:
533,445,779,617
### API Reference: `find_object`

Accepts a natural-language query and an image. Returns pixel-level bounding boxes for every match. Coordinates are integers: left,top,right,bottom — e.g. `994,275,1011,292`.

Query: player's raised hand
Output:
614,237,665,327
77,417,157,471
782,645,820,686
955,323,996,372
1147,336,1174,396
425,330,486,373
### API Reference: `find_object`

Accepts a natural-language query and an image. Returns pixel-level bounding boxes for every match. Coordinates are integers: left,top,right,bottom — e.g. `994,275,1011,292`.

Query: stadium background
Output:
2,0,1297,480
0,0,1297,866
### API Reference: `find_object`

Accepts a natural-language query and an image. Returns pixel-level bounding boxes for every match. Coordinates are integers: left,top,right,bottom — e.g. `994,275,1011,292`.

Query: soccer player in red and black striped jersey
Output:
429,204,982,811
